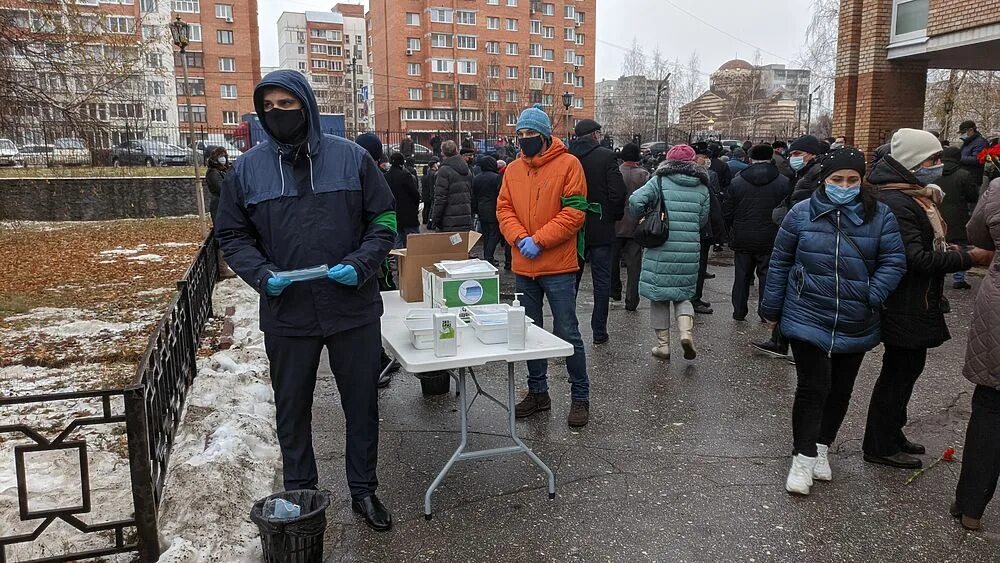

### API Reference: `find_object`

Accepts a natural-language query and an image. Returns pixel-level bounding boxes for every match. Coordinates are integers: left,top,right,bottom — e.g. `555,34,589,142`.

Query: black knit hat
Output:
790,135,822,155
819,146,867,181
748,144,774,161
692,141,711,156
355,133,383,162
620,142,641,162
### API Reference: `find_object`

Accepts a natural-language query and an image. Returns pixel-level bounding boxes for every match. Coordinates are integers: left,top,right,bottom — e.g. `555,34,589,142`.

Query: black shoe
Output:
611,292,622,302
704,272,716,279
625,305,638,312
593,334,609,345
733,313,747,321
503,263,512,272
352,495,393,532
898,439,926,455
692,300,713,315
750,339,789,358
953,280,972,290
863,452,923,469
941,295,952,314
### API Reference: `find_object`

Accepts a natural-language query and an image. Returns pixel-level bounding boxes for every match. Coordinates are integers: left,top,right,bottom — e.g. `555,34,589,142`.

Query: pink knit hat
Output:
665,144,696,162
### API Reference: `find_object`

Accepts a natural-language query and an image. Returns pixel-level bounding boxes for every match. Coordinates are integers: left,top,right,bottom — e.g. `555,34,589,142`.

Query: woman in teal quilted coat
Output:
628,145,710,361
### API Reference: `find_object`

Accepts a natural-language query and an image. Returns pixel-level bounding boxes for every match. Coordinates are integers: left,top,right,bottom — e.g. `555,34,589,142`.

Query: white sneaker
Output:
785,454,817,495
813,444,832,482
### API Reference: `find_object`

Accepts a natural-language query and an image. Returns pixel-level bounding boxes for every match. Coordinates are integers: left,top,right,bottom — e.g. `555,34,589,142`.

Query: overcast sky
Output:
259,0,813,78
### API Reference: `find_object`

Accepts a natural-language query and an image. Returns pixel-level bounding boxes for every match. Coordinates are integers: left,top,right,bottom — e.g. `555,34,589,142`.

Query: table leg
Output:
424,368,468,520
507,363,556,499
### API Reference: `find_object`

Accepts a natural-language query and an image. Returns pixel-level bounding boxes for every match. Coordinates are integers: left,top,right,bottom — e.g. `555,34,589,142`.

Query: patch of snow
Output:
158,242,199,248
137,287,173,297
126,254,164,262
38,319,138,338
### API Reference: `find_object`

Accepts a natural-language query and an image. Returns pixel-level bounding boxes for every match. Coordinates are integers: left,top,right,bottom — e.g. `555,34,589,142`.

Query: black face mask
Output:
265,108,308,146
518,136,544,157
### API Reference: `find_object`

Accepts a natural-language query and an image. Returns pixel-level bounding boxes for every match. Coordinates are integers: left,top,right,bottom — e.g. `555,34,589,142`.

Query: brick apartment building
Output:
367,0,597,144
834,0,1000,153
276,4,372,131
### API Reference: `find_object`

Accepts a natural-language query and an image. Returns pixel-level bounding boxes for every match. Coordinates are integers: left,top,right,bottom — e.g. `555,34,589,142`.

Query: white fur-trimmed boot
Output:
785,454,818,495
813,444,832,482
651,330,671,360
677,314,697,360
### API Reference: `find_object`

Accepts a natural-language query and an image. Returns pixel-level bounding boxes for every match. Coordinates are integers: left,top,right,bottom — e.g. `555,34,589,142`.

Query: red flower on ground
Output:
943,447,956,462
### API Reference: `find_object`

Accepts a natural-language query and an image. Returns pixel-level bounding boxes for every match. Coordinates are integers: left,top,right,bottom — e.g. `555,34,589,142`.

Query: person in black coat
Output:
203,146,236,279
421,158,439,226
861,129,991,470
708,141,733,192
568,119,626,345
472,156,503,265
936,146,981,289
385,152,421,248
723,145,792,321
431,141,474,232
691,148,727,315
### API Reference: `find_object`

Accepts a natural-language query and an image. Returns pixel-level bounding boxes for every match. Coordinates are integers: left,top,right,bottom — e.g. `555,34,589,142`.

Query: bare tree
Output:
797,0,838,116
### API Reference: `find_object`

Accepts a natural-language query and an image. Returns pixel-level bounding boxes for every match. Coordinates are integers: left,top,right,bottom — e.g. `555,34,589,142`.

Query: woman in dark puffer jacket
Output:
760,148,906,496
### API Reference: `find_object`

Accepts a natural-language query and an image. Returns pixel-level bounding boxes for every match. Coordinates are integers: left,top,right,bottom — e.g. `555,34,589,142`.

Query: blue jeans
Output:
574,244,613,340
516,273,589,401
395,226,421,249
954,270,967,283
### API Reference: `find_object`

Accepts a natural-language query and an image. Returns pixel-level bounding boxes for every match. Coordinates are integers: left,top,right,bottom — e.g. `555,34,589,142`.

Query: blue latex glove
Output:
265,275,292,297
518,237,542,259
328,263,359,286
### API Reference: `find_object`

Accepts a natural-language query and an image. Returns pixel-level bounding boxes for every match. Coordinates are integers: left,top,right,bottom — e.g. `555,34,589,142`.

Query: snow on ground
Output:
156,278,281,563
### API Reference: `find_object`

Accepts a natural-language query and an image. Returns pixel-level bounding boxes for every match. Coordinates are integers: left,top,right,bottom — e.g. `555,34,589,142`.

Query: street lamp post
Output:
562,91,573,141
653,73,672,145
170,15,207,238
805,85,821,136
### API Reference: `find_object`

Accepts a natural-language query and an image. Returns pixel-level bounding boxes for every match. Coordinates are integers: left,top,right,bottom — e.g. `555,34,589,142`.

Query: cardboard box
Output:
422,266,500,308
389,231,482,303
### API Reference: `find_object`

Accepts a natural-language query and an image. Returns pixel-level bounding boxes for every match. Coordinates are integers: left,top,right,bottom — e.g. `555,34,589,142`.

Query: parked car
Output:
51,138,92,166
110,140,191,167
385,142,436,165
0,138,22,167
195,137,243,164
639,141,670,159
18,144,55,167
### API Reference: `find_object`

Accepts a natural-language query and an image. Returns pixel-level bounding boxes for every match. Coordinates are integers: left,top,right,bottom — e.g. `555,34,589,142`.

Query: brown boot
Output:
951,502,982,531
567,400,590,428
515,392,551,418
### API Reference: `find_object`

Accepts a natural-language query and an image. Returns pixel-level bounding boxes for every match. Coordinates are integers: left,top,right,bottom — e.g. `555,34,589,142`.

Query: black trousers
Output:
789,339,866,457
732,251,770,320
955,385,1000,519
692,241,712,302
863,345,928,457
264,321,382,499
480,222,502,264
611,237,642,310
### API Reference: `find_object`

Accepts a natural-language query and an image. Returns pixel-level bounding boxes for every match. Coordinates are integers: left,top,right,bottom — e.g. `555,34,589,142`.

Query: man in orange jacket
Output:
497,104,591,428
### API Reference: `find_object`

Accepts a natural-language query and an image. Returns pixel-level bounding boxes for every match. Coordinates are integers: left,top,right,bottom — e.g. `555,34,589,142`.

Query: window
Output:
174,51,203,67
311,44,328,55
432,83,454,99
505,18,518,31
488,89,500,102
543,49,554,61
574,97,583,109
178,104,207,123
176,78,205,95
506,42,518,56
298,61,306,71
575,55,584,67
542,94,553,107
146,53,163,68
330,45,342,56
150,108,168,122
297,46,305,54
408,88,423,100
505,90,518,103
457,35,476,49
106,16,135,34
220,84,237,98
459,85,476,100
407,37,421,51
564,71,574,84
430,33,451,48
430,8,452,23
187,23,202,41
575,11,585,24
172,0,200,13
217,30,233,44
487,0,498,4
147,81,165,95
544,71,554,84
564,49,574,63
457,60,476,74
530,66,544,79
405,12,420,25
564,27,575,41
215,3,232,20
575,33,585,46
109,104,143,119
487,65,500,78
541,3,554,16
506,66,518,79
331,61,343,71
487,16,500,30
485,41,500,55
456,11,475,25
543,26,554,39
222,110,239,125
407,62,421,75
218,57,235,72
564,5,575,18
432,58,454,73
507,113,517,126
891,0,928,42
506,0,517,5
529,43,541,57
140,0,158,12
530,20,541,34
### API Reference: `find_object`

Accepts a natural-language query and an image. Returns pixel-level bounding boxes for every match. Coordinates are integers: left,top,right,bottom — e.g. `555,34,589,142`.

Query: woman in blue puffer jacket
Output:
759,148,907,497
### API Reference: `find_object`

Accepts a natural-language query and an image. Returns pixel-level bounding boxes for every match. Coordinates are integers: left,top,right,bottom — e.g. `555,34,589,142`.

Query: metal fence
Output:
0,235,219,563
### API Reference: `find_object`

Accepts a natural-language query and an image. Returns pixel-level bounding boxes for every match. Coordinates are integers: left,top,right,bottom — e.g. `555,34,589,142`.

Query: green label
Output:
439,277,500,307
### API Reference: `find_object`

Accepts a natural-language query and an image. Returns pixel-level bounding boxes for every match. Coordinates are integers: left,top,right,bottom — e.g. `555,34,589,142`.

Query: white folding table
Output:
379,291,573,520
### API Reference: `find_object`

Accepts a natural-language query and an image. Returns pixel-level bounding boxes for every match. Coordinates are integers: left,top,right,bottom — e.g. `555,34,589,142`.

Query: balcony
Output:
887,0,1000,70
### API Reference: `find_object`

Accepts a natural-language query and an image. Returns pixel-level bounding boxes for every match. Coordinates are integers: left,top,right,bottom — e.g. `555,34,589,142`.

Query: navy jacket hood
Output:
253,70,323,155
740,162,781,186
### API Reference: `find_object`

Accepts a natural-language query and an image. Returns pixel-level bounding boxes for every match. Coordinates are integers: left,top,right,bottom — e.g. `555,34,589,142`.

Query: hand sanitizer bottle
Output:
507,293,526,350
433,306,458,357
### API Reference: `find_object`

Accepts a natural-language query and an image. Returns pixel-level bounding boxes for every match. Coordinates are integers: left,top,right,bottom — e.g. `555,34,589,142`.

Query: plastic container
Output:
404,310,467,350
271,264,329,282
250,489,330,563
507,293,526,351
435,259,498,278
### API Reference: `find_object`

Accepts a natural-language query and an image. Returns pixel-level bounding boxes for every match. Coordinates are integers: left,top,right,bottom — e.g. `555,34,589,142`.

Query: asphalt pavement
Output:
310,249,996,562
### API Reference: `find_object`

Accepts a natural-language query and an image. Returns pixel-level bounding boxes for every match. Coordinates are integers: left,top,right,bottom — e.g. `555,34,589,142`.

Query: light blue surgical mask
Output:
789,156,806,171
825,184,860,205
913,163,944,185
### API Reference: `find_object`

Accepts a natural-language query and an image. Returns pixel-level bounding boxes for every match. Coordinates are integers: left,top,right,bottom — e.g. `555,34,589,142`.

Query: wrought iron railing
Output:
0,234,219,563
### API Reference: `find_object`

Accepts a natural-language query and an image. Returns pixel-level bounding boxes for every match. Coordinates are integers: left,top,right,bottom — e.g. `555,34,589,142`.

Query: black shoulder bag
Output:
825,216,876,277
635,176,670,248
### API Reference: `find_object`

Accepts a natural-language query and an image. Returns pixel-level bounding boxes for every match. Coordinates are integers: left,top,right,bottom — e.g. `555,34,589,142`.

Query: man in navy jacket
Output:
215,70,396,531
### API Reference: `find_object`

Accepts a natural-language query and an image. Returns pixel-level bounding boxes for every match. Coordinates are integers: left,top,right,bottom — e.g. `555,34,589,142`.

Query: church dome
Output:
718,59,754,71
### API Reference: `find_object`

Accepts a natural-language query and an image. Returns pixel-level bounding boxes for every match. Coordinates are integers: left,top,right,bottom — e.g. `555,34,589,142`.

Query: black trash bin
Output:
250,489,330,563
417,370,450,395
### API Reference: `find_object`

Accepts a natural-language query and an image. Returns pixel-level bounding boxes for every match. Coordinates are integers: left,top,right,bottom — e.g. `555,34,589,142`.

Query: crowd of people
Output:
210,70,999,534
